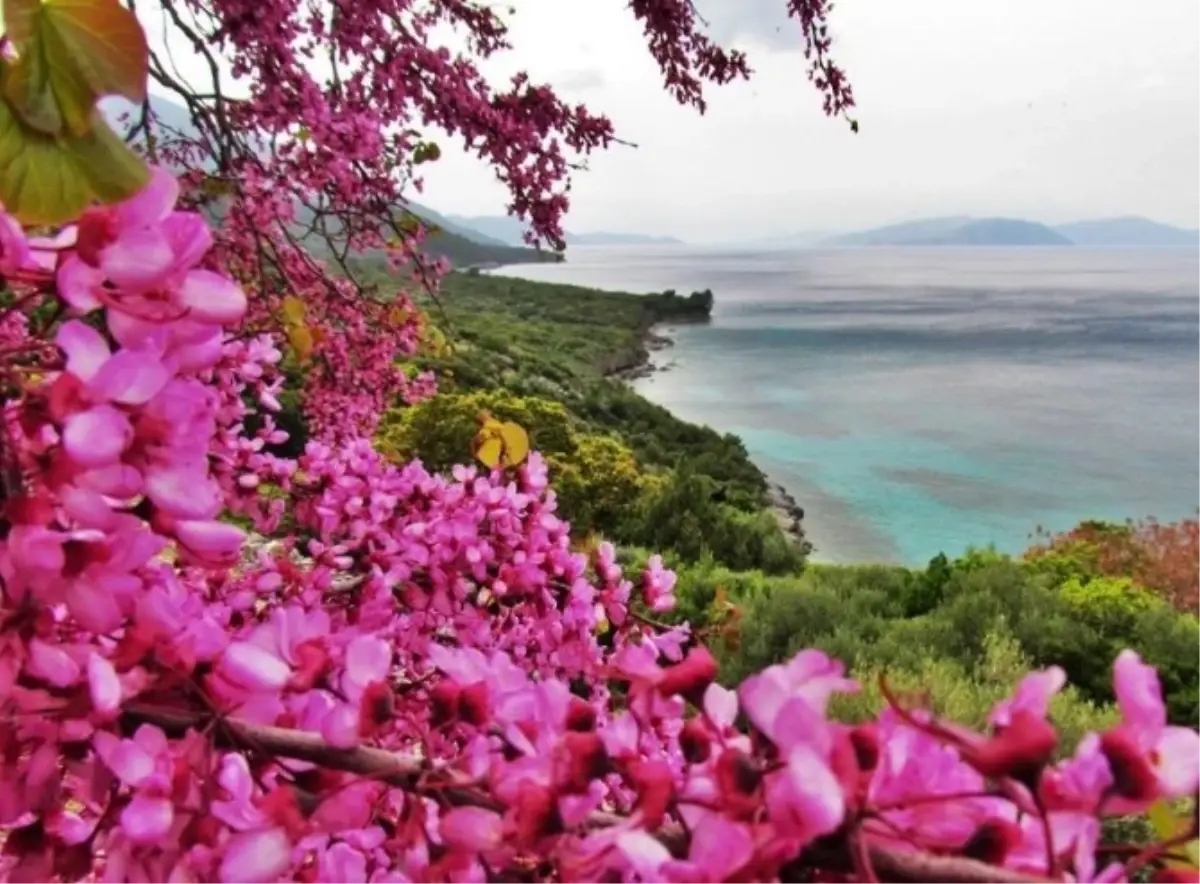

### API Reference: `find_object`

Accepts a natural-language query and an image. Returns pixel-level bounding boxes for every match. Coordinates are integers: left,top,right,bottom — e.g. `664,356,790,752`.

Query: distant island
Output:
1054,217,1200,248
822,216,1072,247
785,215,1198,249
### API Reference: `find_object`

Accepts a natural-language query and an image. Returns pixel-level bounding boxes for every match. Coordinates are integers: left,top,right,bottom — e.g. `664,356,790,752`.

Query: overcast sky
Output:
151,0,1199,242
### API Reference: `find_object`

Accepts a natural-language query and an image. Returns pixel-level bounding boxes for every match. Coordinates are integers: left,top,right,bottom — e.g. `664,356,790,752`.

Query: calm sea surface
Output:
494,246,1200,565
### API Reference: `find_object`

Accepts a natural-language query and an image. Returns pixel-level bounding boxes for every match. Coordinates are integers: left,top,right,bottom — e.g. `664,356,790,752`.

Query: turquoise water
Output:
494,247,1200,564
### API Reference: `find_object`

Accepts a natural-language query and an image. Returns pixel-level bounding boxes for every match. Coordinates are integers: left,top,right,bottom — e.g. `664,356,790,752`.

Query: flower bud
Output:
679,718,711,764
656,646,718,705
964,710,1057,784
560,731,609,793
566,696,597,732
1100,728,1159,803
628,758,674,830
961,818,1023,865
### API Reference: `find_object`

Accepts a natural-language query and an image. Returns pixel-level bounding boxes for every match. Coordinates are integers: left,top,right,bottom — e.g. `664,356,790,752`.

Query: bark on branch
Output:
122,704,1048,884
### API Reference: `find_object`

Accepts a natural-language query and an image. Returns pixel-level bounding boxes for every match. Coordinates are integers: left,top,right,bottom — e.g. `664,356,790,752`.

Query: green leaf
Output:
0,95,150,225
3,0,149,136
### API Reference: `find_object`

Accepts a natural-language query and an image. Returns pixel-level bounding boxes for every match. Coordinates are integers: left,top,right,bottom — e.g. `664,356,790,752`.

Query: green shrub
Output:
833,629,1119,753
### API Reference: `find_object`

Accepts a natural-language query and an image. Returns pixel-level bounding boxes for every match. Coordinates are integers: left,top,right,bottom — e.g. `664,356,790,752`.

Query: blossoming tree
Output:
0,0,1196,881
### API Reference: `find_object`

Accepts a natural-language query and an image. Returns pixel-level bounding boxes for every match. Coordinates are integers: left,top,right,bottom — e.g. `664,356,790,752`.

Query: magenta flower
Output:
0,205,32,272
1099,650,1200,811
56,168,246,325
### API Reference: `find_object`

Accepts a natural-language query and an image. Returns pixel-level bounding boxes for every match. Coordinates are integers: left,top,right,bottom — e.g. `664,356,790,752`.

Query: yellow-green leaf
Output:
475,435,503,469
4,0,149,137
498,421,529,466
286,324,314,361
0,97,149,225
280,296,307,326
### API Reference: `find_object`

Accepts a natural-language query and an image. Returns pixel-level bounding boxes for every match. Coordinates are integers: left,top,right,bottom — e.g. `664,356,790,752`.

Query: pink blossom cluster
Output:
1,156,1198,884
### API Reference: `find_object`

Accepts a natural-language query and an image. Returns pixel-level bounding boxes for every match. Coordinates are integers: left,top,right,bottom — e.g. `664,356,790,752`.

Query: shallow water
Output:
495,246,1200,565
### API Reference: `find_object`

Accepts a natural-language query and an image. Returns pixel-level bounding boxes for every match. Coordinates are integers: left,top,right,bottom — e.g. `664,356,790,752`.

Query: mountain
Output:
446,214,682,248
1054,217,1199,248
99,96,555,268
820,216,1071,247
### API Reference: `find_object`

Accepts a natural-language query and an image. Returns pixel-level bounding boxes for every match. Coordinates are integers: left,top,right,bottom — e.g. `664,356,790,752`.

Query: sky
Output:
144,0,1199,243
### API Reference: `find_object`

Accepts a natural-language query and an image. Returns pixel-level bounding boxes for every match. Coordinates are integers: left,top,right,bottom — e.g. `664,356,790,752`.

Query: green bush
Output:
833,629,1118,754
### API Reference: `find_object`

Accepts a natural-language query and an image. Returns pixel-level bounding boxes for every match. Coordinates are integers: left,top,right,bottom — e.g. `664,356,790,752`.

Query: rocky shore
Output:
606,325,813,557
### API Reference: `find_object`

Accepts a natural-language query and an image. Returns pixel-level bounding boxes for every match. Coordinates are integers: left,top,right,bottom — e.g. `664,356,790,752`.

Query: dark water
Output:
494,247,1200,564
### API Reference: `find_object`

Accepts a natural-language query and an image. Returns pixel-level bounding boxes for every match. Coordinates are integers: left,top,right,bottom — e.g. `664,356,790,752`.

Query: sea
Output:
492,246,1200,566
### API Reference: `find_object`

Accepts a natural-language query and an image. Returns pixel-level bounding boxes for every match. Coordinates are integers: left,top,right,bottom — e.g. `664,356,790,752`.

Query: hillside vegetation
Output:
366,271,807,574
374,270,1199,734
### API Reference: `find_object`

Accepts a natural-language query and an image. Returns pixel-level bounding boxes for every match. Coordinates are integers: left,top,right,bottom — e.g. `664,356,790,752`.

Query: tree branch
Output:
121,704,1050,884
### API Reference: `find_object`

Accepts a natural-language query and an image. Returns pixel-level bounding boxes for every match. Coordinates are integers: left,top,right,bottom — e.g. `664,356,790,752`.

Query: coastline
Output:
607,321,813,557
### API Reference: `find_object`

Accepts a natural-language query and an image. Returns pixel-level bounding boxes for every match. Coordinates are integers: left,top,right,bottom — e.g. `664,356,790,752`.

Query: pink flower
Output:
219,827,293,882
738,649,857,755
440,807,504,853
0,206,32,272
642,555,677,612
990,666,1066,728
1099,650,1200,811
55,168,246,325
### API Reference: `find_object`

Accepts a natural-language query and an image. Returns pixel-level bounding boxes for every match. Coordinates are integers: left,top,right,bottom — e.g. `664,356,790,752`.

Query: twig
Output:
122,704,1055,884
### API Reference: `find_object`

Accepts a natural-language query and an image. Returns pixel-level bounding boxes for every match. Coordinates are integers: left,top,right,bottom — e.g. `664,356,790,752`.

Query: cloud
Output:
691,0,795,50
551,68,607,93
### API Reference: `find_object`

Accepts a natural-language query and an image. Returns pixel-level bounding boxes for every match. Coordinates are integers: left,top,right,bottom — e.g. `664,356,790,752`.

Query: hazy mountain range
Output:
101,96,1195,256
755,215,1199,249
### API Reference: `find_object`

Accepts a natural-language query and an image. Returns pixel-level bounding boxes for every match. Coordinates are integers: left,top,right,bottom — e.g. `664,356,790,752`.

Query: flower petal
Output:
56,256,105,313
440,807,504,854
222,642,291,691
89,349,170,405
144,466,221,520
56,320,111,382
174,519,245,567
1155,726,1200,798
116,165,179,228
177,269,247,324
219,827,293,883
120,793,174,844
101,226,175,289
87,653,122,714
1113,650,1167,736
27,638,82,687
62,405,133,467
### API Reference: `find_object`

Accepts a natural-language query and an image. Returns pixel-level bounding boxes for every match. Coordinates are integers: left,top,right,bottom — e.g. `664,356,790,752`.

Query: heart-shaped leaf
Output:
0,93,149,225
3,0,149,136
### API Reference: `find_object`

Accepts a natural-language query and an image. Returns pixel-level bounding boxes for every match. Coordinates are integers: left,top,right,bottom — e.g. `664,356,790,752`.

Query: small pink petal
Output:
87,653,122,714
223,643,291,691
177,269,247,324
62,405,133,467
703,683,738,729
318,843,367,883
116,166,179,228
56,320,111,382
120,793,174,844
93,731,156,786
27,638,81,687
344,635,391,691
66,577,126,633
219,827,292,883
144,467,221,520
320,705,360,749
1113,650,1167,735
101,226,175,289
161,211,213,269
175,519,245,567
56,256,106,313
1155,726,1200,797
440,807,503,853
89,349,170,405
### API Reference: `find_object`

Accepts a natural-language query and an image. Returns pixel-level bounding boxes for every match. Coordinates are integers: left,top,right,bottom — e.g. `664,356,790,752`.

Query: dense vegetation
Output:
372,270,808,573
369,268,1199,735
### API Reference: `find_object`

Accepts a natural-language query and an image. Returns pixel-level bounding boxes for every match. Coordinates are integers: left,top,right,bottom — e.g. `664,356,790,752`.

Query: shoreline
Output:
608,322,813,556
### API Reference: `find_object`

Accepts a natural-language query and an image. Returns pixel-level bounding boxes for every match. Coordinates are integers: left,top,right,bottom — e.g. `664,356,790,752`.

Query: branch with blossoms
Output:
2,163,1199,882
0,0,1197,882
